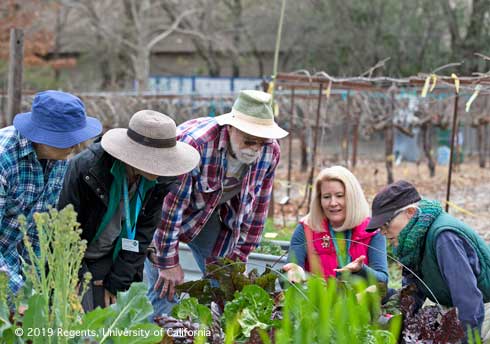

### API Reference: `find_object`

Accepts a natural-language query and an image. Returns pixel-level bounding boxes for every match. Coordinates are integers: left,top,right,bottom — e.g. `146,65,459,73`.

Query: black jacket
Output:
58,142,177,294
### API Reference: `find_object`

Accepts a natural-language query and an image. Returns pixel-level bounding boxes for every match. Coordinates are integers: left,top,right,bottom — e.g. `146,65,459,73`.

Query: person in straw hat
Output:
145,90,288,317
0,90,102,295
57,110,199,311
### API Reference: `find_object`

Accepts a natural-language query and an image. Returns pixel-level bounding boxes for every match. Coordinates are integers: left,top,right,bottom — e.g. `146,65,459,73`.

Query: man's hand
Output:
104,289,117,307
18,305,28,316
282,263,306,283
154,264,184,300
334,255,366,274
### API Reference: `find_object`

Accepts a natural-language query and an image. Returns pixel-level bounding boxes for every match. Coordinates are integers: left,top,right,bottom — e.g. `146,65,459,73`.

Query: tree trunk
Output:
230,0,242,78
134,50,150,93
54,5,62,84
422,123,436,177
343,92,351,165
385,126,394,184
486,124,490,167
351,113,360,168
208,57,221,77
299,128,308,172
244,29,264,77
478,122,486,168
440,0,489,75
267,187,274,219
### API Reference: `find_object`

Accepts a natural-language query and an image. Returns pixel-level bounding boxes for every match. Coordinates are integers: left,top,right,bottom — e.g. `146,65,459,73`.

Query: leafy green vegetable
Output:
206,259,251,302
172,298,212,327
22,294,48,343
223,285,274,339
175,258,279,311
75,282,162,344
0,272,18,344
175,279,226,309
254,241,286,256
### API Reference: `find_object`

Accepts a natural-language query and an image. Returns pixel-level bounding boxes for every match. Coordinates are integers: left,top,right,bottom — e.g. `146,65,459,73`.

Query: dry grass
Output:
272,156,490,241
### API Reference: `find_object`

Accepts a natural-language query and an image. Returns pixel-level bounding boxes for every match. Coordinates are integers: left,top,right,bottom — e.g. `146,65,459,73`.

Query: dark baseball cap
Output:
366,180,422,232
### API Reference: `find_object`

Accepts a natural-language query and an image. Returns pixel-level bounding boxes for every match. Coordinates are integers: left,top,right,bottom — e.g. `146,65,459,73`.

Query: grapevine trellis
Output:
0,93,236,129
274,70,490,213
2,70,490,217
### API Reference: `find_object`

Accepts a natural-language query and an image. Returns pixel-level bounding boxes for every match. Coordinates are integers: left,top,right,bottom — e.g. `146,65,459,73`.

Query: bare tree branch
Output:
360,57,391,78
147,9,199,50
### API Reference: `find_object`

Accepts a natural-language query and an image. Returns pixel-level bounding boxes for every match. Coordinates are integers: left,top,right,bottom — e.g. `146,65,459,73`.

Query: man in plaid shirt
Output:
145,90,288,316
0,91,101,294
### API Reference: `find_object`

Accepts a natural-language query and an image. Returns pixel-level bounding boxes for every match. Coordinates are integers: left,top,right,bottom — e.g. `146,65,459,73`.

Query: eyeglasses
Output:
241,134,272,147
380,208,404,234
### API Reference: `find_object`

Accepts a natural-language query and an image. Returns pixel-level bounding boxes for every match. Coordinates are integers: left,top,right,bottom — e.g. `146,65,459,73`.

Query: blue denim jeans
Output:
145,210,222,318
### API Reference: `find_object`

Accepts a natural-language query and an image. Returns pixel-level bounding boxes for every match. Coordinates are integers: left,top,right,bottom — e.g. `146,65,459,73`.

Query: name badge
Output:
122,238,139,253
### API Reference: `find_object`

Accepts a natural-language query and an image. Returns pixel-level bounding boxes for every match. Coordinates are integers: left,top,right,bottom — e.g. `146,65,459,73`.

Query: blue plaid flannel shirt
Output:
0,127,67,293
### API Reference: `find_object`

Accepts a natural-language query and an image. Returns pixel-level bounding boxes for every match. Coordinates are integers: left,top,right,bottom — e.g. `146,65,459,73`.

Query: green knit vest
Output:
419,213,490,306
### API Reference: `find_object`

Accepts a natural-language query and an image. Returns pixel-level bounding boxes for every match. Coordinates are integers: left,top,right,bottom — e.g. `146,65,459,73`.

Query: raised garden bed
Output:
179,241,288,282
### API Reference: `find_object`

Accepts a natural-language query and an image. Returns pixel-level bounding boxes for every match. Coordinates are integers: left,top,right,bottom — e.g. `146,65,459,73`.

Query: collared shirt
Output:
0,127,68,293
153,117,280,268
84,180,139,260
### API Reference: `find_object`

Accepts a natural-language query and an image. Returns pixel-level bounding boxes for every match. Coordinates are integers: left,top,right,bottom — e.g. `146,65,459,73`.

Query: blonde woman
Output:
284,166,388,283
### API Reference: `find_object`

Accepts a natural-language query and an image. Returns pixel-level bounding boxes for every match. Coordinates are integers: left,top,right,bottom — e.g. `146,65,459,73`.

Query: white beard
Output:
230,139,260,164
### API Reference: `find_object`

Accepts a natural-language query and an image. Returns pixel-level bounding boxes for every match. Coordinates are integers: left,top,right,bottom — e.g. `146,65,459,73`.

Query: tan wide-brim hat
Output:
101,110,200,176
215,90,288,139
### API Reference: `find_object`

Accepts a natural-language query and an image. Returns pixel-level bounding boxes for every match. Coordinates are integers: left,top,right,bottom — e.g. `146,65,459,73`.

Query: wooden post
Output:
287,87,295,198
478,121,486,168
300,129,308,171
385,89,395,184
7,28,24,125
446,92,459,212
343,91,351,165
485,123,489,167
261,80,276,219
422,123,436,177
0,83,6,127
351,111,360,168
306,83,325,212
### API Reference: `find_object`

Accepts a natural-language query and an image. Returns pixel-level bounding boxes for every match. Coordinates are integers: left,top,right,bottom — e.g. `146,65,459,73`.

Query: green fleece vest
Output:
419,213,490,306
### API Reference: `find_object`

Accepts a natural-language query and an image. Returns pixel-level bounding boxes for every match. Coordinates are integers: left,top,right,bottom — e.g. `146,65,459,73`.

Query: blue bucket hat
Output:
13,90,102,149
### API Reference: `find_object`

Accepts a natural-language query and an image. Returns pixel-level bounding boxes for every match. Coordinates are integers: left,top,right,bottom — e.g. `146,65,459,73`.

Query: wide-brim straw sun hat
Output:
215,90,288,139
101,110,200,176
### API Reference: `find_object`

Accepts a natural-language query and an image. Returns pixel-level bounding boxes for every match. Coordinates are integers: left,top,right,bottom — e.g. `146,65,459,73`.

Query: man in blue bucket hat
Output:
0,90,102,294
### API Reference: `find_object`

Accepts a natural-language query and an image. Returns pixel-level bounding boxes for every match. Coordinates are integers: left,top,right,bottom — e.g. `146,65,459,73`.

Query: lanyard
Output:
122,176,144,241
328,223,352,268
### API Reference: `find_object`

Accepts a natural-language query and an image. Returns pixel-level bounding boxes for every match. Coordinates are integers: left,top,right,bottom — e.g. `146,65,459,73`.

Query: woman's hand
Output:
282,263,306,283
334,255,366,274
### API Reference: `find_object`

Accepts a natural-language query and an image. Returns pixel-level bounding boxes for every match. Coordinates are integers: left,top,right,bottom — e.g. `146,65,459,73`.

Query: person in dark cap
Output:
0,90,102,294
366,180,490,342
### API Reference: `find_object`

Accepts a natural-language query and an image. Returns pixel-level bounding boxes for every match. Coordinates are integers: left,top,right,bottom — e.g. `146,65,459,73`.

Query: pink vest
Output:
302,217,376,280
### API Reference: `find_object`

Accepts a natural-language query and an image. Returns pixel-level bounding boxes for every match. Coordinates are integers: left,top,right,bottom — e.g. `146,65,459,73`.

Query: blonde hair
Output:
304,166,370,232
